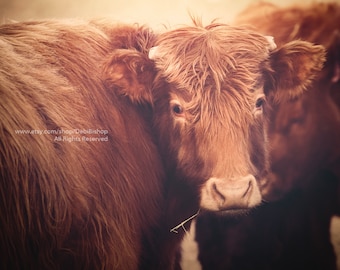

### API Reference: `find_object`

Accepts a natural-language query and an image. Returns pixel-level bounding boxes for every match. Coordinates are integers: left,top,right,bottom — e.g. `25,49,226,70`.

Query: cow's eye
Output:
170,99,185,118
255,97,265,109
172,104,184,115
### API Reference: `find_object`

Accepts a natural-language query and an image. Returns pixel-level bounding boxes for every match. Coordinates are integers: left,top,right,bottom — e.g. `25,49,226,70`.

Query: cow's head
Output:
261,30,340,201
103,22,325,214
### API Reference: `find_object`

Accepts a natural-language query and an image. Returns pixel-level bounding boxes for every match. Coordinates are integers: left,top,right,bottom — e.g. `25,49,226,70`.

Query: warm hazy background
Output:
0,0,338,29
1,0,340,268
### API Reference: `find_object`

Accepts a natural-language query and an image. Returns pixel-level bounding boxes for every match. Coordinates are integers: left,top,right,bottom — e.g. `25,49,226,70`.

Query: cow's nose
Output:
213,175,256,208
212,178,250,205
200,175,262,211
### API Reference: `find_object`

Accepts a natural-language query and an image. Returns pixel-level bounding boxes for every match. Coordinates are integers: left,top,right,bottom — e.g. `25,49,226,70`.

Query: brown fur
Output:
104,19,325,269
0,19,164,270
235,1,340,199
194,3,340,270
235,1,340,106
235,2,340,49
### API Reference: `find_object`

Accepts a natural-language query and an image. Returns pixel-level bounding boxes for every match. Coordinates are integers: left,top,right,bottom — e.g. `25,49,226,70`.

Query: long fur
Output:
136,19,325,270
0,19,164,270
193,3,340,270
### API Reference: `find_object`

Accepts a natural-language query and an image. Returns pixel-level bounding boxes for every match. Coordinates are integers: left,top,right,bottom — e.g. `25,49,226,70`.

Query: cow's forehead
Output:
153,23,271,95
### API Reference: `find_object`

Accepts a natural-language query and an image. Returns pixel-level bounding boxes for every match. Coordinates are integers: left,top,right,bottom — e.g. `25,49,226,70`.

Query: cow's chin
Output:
199,175,263,213
214,208,251,217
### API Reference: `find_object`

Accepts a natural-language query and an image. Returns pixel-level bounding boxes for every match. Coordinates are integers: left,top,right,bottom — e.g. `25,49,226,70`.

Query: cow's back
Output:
0,20,163,270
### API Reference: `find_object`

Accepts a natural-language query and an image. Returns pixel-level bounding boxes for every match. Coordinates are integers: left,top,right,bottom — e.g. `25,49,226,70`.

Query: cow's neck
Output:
140,173,200,270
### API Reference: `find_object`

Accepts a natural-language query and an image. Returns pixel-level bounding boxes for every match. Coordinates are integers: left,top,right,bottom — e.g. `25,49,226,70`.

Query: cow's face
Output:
151,81,267,213
149,27,274,213
263,85,340,200
103,22,325,214
263,62,340,201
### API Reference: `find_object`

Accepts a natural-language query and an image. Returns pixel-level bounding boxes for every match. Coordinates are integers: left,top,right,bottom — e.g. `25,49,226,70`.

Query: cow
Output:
235,2,340,198
0,19,165,270
192,3,340,270
103,19,326,269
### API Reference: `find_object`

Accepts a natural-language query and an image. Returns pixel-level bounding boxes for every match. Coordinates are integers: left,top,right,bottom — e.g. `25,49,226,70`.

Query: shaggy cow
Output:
103,20,326,269
235,1,340,198
193,3,340,270
0,20,165,270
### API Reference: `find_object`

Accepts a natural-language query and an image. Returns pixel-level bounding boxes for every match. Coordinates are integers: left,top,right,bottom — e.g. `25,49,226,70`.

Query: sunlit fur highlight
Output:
153,19,272,92
152,19,273,136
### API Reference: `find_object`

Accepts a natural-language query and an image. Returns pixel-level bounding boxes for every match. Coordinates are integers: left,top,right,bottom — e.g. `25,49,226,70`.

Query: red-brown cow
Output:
104,19,326,269
235,2,340,197
193,3,340,270
0,20,164,270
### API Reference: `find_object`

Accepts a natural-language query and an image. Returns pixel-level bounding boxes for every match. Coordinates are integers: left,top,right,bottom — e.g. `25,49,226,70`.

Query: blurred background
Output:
0,0,338,29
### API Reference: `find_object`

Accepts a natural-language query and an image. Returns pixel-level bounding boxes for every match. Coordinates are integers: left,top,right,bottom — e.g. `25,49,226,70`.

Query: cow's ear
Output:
264,40,326,102
103,49,156,104
328,31,340,108
329,30,340,84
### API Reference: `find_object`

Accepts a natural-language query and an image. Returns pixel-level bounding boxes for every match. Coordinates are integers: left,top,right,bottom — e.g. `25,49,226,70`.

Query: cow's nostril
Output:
212,182,226,204
242,180,252,198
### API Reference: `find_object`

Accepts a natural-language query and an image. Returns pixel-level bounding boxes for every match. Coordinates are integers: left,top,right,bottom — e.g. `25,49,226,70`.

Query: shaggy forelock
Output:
153,20,272,95
152,20,272,133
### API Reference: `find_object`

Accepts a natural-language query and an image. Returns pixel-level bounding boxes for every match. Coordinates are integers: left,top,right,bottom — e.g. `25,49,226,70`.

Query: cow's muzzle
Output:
200,175,262,212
